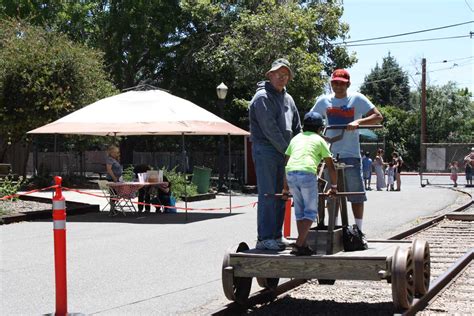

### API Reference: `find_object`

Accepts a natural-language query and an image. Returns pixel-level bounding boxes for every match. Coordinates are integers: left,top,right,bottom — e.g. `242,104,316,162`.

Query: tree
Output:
360,53,411,110
378,106,419,169
0,0,102,44
169,0,356,114
0,19,117,169
378,83,473,170
411,82,473,143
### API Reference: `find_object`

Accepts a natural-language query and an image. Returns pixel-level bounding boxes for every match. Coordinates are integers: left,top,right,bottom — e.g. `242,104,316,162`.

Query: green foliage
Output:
0,18,117,162
174,1,356,111
162,167,198,200
378,106,419,169
360,53,411,110
122,165,135,182
0,175,25,216
0,0,102,45
0,175,25,201
412,82,473,143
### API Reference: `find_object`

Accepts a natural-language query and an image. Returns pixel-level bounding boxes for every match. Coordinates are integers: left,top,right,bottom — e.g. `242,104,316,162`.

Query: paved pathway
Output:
1,175,471,315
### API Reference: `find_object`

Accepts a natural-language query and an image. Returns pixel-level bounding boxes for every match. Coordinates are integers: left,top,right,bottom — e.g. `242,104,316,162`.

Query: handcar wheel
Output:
391,246,415,310
412,239,430,297
257,277,279,290
222,242,252,304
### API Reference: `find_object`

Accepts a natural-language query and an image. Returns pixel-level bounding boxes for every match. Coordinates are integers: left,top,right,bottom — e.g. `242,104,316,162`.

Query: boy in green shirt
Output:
283,112,337,256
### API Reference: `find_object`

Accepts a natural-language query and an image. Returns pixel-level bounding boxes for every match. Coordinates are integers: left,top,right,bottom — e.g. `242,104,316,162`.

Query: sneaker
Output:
290,244,314,256
276,236,291,248
256,239,285,251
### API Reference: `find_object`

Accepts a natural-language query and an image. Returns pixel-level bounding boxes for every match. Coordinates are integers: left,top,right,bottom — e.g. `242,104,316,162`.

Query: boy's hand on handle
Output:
326,185,338,196
281,188,290,200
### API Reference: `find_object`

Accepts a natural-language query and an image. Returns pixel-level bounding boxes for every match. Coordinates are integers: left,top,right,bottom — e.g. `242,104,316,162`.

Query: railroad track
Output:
211,201,473,315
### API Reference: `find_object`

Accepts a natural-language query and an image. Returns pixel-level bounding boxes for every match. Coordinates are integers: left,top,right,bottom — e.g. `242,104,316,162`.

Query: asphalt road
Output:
1,175,471,315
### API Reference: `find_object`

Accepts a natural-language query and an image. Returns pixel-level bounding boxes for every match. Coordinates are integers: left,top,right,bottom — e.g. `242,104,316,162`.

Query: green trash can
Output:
192,166,212,194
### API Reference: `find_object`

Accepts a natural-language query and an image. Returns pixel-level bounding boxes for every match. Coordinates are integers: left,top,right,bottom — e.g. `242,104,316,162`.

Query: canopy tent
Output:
28,90,249,215
28,90,249,136
359,128,379,141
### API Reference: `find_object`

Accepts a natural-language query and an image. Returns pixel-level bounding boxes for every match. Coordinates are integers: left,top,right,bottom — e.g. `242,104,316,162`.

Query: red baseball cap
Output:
331,69,350,83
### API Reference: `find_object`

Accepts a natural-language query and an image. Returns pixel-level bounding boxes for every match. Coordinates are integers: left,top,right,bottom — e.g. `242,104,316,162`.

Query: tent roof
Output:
28,90,249,136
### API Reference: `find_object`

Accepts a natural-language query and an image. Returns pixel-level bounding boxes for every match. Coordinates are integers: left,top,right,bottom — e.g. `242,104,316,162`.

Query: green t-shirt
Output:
285,131,332,174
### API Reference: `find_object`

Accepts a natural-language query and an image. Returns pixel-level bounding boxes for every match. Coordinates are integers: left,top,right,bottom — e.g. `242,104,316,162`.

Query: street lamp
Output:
216,82,228,192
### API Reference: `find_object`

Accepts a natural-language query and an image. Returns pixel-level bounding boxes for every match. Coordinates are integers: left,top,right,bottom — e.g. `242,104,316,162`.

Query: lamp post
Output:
216,82,228,192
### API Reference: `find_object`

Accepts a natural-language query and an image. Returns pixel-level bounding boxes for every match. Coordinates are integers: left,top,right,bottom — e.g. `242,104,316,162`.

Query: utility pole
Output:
420,58,427,174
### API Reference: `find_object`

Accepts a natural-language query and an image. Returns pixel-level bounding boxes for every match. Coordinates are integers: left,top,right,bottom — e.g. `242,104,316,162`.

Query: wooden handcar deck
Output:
229,240,412,281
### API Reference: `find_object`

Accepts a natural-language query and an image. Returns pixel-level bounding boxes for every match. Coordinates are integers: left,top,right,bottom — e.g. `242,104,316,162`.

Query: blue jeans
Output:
252,143,286,241
339,157,367,203
286,171,318,221
323,157,366,203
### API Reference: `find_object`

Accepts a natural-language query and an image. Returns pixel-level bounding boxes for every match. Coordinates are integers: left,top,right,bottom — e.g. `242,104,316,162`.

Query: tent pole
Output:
54,134,58,175
228,134,232,213
33,136,38,177
182,133,188,221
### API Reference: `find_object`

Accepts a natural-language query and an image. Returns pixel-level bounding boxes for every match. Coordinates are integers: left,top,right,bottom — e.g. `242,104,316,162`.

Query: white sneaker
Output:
256,239,284,251
276,236,290,248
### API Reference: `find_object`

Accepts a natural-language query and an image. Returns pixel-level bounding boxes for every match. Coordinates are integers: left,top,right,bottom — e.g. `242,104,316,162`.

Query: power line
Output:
334,20,473,45
353,62,473,87
427,60,474,73
465,0,474,12
344,34,470,47
429,56,474,64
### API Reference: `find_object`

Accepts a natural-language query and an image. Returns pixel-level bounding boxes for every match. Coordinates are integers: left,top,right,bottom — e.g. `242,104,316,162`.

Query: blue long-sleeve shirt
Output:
249,81,301,154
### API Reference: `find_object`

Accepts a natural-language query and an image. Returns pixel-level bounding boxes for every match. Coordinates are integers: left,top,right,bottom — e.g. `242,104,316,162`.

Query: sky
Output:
340,0,473,93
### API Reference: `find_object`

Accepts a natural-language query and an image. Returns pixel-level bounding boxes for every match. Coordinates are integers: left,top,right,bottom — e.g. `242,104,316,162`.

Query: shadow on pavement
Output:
33,210,241,225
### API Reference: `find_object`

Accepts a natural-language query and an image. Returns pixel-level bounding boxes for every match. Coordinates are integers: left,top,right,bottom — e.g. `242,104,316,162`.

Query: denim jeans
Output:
325,157,366,203
252,143,286,240
286,171,318,221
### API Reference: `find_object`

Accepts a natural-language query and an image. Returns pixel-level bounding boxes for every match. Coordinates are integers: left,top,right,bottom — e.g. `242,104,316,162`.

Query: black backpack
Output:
342,224,368,251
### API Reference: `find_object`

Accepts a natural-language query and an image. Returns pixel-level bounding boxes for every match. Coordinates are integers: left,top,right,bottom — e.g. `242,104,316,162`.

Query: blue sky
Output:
340,0,473,93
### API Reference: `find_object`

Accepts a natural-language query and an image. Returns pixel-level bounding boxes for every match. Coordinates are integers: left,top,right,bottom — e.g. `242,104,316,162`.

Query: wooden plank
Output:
335,242,409,257
242,241,410,258
445,214,474,221
230,256,388,280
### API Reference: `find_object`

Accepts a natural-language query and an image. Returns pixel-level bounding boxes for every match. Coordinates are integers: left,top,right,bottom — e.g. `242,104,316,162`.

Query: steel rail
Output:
388,199,473,240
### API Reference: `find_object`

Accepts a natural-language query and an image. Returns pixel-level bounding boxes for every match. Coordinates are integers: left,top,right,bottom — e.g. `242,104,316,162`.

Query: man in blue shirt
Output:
249,58,302,250
311,69,382,233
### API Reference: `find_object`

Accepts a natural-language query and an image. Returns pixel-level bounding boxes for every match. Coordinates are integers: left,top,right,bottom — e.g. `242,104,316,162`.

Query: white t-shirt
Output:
311,92,374,158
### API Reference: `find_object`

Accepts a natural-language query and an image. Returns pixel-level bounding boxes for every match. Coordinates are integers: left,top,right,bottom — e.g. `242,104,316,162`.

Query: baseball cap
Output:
331,69,350,83
303,111,325,128
265,58,294,79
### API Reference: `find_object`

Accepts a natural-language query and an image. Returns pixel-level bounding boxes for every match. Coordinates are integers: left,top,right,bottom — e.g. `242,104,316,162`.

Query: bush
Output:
0,175,25,200
122,165,135,182
162,167,197,201
0,175,25,216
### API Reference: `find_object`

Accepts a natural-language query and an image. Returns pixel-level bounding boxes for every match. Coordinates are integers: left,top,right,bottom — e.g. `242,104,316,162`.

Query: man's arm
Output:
347,107,383,130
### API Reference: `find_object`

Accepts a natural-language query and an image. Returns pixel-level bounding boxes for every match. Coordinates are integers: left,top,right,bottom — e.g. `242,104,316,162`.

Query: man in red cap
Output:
311,69,383,240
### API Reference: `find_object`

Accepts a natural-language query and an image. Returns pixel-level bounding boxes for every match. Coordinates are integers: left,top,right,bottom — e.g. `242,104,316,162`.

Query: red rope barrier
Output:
61,187,258,212
1,185,258,212
0,185,57,201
